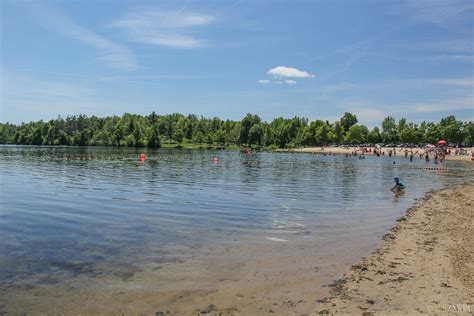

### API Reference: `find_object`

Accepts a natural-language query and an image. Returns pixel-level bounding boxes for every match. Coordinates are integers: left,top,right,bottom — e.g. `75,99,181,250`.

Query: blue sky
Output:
1,0,473,126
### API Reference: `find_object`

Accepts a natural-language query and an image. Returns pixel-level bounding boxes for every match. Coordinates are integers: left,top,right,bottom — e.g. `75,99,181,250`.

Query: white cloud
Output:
112,9,215,48
25,3,137,70
285,80,296,85
267,66,314,78
258,79,270,84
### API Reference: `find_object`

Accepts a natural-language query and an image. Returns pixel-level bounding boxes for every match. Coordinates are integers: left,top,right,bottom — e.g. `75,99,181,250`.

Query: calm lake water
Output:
0,146,472,307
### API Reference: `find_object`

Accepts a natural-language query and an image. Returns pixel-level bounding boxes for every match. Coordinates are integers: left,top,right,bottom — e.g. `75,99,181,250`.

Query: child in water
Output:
391,177,406,191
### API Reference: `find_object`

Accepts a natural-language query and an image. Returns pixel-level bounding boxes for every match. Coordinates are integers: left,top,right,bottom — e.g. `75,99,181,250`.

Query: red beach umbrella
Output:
437,140,447,146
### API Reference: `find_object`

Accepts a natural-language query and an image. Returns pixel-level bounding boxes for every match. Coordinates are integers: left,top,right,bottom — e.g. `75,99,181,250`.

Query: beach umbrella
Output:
437,140,447,146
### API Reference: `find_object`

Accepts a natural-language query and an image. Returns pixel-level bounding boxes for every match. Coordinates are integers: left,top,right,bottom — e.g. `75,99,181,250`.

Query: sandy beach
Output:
313,182,474,315
279,147,473,162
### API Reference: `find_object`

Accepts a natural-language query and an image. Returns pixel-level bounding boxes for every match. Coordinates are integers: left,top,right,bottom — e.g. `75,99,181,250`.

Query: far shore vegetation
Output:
1,112,472,149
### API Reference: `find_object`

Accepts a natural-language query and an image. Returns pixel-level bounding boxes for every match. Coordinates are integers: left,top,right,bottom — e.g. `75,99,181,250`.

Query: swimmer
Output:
391,177,406,192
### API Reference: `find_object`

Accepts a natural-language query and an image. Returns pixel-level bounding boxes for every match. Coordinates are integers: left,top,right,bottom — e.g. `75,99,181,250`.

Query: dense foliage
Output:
1,112,472,148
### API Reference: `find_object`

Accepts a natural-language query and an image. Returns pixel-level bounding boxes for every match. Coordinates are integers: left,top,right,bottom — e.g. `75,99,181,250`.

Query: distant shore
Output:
277,147,473,162
313,182,474,315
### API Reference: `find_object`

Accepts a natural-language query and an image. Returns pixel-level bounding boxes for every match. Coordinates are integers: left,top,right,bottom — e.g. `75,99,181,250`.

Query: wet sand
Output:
1,237,369,315
280,147,473,162
313,182,474,315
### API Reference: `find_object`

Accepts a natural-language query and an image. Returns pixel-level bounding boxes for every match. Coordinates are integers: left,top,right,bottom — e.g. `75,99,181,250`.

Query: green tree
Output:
424,123,441,144
147,124,161,148
439,115,465,144
132,121,144,147
340,112,358,132
464,122,474,145
113,123,124,147
367,127,382,144
173,128,184,145
315,123,331,145
240,114,261,146
345,125,368,144
332,121,344,144
248,123,264,147
381,116,397,143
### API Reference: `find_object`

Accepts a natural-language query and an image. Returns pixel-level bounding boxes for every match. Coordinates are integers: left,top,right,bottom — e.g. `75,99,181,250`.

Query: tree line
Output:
0,112,472,148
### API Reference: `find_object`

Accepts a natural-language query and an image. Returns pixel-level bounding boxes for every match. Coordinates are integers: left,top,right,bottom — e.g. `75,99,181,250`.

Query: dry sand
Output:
313,182,474,315
279,147,473,162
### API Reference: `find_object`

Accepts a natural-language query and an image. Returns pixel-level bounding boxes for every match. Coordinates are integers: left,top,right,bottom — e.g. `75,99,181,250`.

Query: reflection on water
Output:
0,146,472,289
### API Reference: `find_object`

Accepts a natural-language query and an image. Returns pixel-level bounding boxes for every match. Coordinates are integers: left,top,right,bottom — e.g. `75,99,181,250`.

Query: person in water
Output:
391,177,405,191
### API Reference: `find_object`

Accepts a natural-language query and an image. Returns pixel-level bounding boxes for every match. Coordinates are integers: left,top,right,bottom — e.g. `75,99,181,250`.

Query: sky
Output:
1,0,473,126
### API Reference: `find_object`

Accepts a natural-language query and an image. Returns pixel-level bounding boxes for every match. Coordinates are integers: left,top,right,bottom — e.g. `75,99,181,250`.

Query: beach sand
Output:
313,182,474,315
279,147,473,162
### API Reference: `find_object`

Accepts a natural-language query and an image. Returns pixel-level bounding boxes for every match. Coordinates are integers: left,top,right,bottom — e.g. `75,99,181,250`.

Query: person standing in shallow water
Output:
391,177,406,192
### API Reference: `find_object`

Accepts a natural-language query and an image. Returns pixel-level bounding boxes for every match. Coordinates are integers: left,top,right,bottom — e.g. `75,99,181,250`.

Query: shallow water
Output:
0,146,472,312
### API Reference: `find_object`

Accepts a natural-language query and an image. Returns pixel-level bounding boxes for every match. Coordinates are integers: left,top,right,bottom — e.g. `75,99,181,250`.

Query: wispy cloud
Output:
99,74,209,83
111,8,215,48
430,54,474,62
427,78,473,87
389,0,474,27
1,72,101,123
24,3,137,70
414,97,473,113
257,79,298,85
390,39,473,53
268,66,314,78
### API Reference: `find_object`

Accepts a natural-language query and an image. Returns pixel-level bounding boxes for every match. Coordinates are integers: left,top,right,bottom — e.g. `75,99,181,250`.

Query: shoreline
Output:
276,147,473,162
313,182,474,315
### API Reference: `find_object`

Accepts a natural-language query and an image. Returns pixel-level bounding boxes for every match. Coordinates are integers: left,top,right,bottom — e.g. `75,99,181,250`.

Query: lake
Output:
0,146,472,314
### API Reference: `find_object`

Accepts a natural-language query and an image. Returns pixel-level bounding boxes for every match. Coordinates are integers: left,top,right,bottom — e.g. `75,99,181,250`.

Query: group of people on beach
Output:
346,146,455,164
